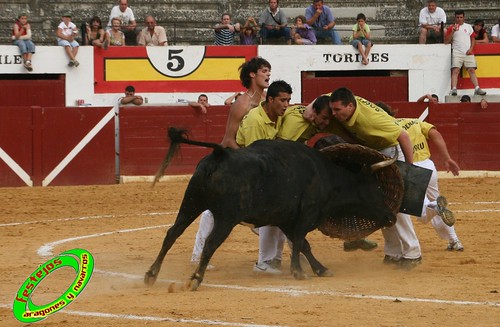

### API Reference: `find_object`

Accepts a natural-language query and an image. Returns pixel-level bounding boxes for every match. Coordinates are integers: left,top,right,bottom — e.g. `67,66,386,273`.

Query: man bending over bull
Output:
236,80,293,274
190,57,271,268
327,88,425,269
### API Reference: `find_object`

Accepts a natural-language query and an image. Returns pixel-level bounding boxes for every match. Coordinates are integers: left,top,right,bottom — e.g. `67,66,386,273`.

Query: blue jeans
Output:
13,39,36,54
314,28,342,45
260,27,292,44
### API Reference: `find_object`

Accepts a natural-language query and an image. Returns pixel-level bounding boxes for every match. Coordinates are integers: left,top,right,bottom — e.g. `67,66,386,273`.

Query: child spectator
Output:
107,17,125,46
56,13,80,67
473,19,489,43
350,13,373,65
240,17,258,45
84,16,109,49
12,13,35,72
291,15,317,45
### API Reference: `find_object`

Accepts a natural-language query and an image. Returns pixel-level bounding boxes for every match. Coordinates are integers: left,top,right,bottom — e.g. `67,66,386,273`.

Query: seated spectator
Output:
491,18,500,43
418,0,446,44
189,94,210,114
214,13,240,45
107,17,125,46
137,15,168,46
350,13,372,65
224,92,243,105
84,16,109,49
258,0,292,45
292,15,317,45
12,13,35,72
473,19,489,43
56,13,80,67
240,17,259,45
417,93,439,103
305,0,342,45
120,85,143,105
107,0,139,45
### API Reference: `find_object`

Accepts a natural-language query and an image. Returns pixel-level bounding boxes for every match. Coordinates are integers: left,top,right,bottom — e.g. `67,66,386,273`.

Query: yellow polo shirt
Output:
236,101,283,147
326,96,402,151
277,105,319,143
396,118,434,162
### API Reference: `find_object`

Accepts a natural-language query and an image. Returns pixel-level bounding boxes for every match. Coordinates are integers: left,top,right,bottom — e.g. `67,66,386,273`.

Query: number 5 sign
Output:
147,46,206,78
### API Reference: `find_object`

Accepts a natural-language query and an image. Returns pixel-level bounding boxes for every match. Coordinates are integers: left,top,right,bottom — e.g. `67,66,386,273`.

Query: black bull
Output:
145,128,398,291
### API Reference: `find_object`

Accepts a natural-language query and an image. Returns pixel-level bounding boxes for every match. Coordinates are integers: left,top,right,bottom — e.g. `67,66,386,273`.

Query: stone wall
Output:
0,0,498,46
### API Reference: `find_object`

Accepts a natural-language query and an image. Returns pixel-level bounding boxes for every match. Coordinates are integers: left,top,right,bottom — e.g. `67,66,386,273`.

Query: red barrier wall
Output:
119,102,500,177
0,106,115,187
119,105,229,175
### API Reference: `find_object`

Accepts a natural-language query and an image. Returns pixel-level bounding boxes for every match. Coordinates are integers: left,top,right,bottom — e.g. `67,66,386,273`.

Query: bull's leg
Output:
279,226,307,280
144,207,201,286
299,239,333,277
188,220,236,291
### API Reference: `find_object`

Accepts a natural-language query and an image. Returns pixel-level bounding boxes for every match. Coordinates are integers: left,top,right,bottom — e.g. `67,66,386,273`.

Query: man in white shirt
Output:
137,16,168,46
418,0,447,44
444,10,486,96
107,0,139,45
492,18,500,43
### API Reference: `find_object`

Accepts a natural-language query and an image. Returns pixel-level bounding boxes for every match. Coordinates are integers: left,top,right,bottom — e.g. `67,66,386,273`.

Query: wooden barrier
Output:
0,106,115,187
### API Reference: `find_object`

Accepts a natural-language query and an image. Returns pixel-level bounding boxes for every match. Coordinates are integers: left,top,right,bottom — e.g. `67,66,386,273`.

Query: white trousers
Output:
258,226,286,264
191,209,214,262
380,145,421,259
414,159,459,243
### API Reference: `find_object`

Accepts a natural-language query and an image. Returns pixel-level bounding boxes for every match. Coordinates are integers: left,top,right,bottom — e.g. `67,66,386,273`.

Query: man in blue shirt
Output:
305,0,342,44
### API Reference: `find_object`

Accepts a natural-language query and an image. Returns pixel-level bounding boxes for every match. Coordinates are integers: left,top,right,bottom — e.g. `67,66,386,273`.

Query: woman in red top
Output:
12,14,36,71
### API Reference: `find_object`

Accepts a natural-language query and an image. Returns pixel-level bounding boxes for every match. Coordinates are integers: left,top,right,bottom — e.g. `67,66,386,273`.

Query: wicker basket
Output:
317,143,404,241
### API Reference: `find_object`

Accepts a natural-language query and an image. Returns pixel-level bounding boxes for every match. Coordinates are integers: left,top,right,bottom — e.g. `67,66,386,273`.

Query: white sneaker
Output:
447,240,464,251
253,262,282,274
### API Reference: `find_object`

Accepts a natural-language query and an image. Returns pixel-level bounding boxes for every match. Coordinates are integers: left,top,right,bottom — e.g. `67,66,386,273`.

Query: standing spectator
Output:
305,0,342,45
240,17,259,45
137,15,168,46
291,15,317,45
258,0,292,45
188,94,210,114
490,18,500,43
445,10,486,96
84,16,109,49
473,19,489,43
213,13,240,45
12,13,35,72
56,13,80,67
120,85,143,105
107,17,126,46
350,13,373,65
418,0,447,44
107,0,139,45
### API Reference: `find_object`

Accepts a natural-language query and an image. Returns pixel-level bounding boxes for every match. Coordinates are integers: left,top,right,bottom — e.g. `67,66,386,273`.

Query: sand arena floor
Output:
0,177,499,326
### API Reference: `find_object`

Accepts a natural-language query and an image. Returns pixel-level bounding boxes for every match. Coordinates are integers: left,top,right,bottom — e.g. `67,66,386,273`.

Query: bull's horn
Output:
370,146,398,172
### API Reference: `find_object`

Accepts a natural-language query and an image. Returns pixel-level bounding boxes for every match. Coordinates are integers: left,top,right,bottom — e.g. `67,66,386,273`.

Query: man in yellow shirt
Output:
236,80,292,274
377,102,463,252
277,95,332,143
328,87,421,269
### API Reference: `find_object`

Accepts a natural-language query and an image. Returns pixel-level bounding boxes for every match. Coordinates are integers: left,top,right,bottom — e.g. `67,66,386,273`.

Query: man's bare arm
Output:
397,130,414,165
221,96,251,149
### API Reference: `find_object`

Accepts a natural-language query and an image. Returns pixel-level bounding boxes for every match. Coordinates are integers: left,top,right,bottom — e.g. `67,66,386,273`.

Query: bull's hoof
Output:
316,268,334,277
292,270,309,280
188,279,200,291
144,270,158,286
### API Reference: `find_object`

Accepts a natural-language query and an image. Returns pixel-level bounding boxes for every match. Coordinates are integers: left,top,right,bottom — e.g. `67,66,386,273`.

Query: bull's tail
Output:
153,127,226,186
